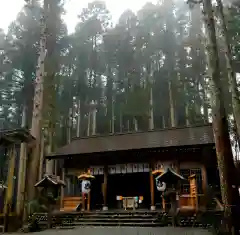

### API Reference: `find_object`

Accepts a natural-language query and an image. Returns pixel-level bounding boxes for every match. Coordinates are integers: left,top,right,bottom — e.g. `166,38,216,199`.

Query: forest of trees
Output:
0,0,240,232
0,0,239,152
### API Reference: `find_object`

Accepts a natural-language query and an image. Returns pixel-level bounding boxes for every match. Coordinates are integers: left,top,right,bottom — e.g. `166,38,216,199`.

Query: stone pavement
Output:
13,227,212,235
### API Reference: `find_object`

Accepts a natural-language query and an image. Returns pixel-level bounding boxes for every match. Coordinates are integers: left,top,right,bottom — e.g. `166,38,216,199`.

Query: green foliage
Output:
0,0,239,147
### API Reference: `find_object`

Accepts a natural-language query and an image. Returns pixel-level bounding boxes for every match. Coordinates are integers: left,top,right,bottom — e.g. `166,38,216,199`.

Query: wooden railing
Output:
60,197,82,212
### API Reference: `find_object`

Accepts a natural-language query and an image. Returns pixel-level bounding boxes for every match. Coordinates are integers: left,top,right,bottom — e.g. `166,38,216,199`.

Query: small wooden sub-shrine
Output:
46,124,220,213
0,128,35,232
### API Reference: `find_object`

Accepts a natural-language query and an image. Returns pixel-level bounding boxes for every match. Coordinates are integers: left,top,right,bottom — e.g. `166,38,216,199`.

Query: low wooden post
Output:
103,165,108,211
150,163,155,211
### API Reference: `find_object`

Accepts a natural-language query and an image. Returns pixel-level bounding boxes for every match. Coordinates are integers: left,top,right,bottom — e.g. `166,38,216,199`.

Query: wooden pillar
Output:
174,160,180,210
103,165,108,211
150,163,155,211
82,192,85,211
4,145,16,214
87,169,91,211
201,165,208,195
87,192,90,211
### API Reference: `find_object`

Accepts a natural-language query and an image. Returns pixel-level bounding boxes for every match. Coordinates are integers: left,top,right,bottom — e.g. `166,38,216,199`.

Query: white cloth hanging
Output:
157,181,166,192
82,180,91,194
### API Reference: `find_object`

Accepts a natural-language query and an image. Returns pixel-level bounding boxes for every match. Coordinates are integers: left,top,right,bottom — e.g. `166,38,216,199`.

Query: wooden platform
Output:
61,197,82,212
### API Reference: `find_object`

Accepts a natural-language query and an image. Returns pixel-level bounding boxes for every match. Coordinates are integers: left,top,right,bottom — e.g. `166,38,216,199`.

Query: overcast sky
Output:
0,0,157,34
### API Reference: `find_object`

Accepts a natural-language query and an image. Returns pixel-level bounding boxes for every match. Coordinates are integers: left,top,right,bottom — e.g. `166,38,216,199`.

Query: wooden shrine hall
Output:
46,124,219,212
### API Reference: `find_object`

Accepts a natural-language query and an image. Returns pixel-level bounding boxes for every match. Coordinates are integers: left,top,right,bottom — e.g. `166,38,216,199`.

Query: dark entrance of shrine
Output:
107,172,151,209
90,175,104,210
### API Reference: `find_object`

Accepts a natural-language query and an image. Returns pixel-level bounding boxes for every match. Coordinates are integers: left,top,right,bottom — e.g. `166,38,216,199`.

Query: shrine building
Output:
46,124,219,211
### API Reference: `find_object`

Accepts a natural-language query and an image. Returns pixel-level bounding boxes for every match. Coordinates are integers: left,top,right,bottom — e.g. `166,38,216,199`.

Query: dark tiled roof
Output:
35,174,66,187
0,128,35,146
47,124,214,158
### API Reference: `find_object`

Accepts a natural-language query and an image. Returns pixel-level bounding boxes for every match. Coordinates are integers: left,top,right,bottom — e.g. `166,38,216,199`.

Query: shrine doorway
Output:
107,172,151,210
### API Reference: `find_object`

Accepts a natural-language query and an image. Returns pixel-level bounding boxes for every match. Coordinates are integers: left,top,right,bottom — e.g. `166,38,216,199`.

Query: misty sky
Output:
0,0,158,34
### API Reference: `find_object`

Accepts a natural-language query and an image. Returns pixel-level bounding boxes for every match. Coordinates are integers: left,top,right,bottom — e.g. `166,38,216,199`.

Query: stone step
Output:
60,218,156,222
34,211,168,229
53,214,156,218
54,222,162,227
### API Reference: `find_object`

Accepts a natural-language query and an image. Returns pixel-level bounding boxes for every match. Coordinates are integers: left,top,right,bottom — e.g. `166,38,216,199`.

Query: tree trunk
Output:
202,82,209,124
202,0,237,232
216,0,240,140
87,111,91,137
119,109,123,133
149,87,154,130
67,108,72,142
127,120,130,132
45,130,53,175
134,118,138,131
38,136,44,180
168,81,176,127
184,83,190,126
111,98,114,133
16,105,27,216
92,103,97,135
76,99,81,137
26,0,47,201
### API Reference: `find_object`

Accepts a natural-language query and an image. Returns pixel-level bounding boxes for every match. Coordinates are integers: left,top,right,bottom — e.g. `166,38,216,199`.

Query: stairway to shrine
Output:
34,211,170,229
28,209,223,231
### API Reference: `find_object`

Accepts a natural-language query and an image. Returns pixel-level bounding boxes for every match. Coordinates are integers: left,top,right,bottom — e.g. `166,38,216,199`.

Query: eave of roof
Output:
0,128,35,146
47,124,214,159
